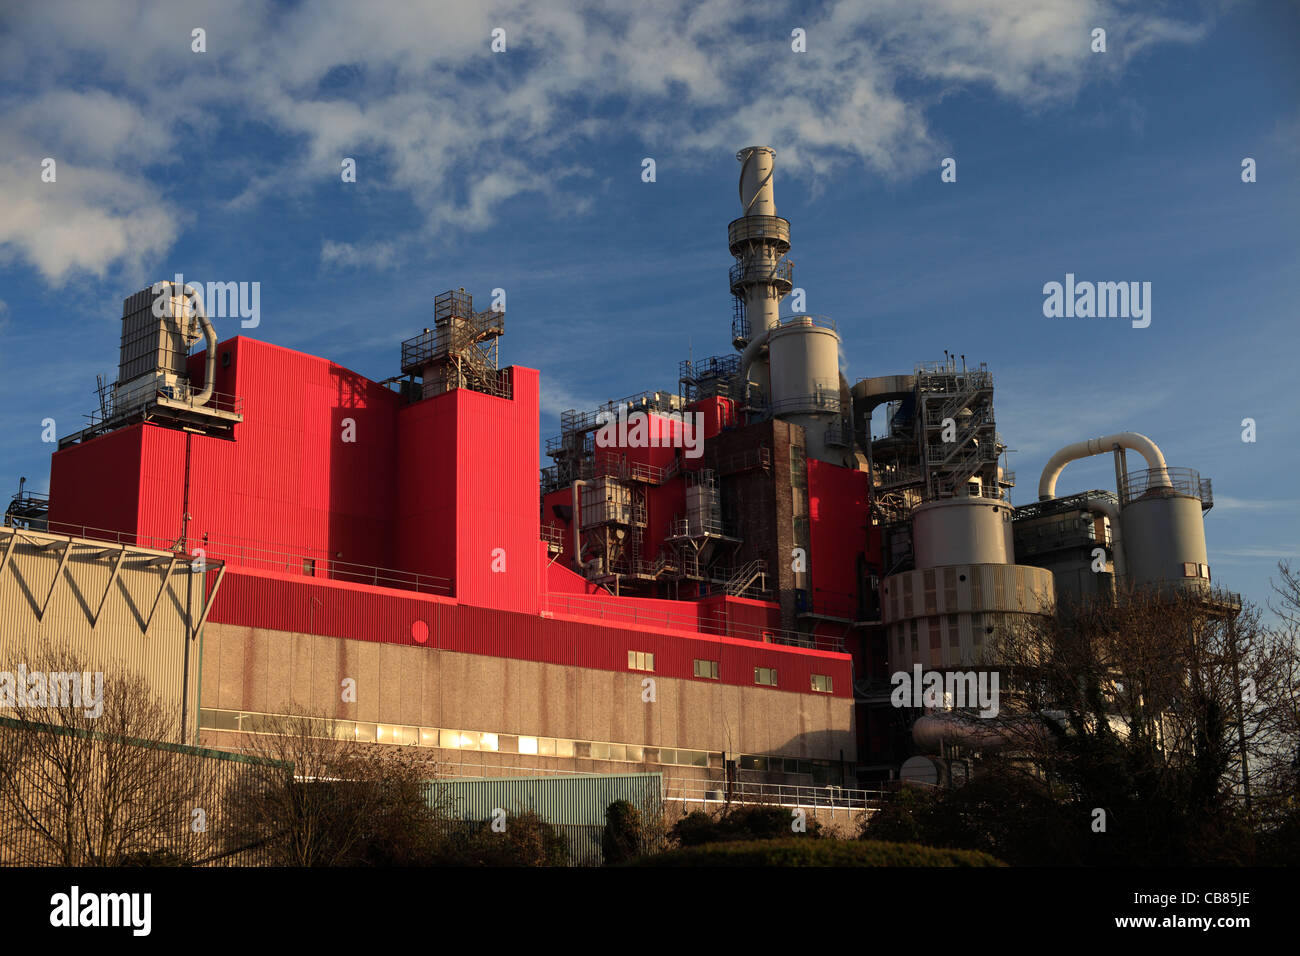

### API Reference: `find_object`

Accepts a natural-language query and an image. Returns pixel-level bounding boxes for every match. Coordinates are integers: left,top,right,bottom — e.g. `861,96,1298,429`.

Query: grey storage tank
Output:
912,496,1015,570
1120,466,1213,594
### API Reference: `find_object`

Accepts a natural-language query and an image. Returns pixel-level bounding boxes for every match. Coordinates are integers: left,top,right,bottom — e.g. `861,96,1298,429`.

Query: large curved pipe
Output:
1038,433,1168,501
738,325,773,388
850,374,917,446
1081,495,1126,579
154,281,218,408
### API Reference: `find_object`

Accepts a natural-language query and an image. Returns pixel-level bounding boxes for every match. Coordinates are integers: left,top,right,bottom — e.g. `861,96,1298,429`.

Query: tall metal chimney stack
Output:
728,147,792,352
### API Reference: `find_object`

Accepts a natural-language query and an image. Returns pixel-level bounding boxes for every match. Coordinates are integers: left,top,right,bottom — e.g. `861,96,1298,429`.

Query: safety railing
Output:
80,385,244,433
1118,467,1210,507
727,215,791,249
541,592,845,652
766,394,842,416
41,521,452,596
728,256,793,292
665,778,883,810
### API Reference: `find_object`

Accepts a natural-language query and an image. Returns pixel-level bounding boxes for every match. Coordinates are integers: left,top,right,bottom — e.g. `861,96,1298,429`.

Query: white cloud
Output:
1213,496,1300,514
0,0,1216,283
1214,546,1300,561
320,239,401,271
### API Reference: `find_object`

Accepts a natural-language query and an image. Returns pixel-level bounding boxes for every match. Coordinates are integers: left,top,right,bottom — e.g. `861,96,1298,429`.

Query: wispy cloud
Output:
1213,496,1300,514
0,0,1215,285
320,239,402,272
1214,546,1300,561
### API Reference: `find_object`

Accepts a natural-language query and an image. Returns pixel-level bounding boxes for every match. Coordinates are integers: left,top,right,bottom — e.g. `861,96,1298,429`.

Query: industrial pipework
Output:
1038,432,1212,594
1039,432,1169,501
153,280,218,408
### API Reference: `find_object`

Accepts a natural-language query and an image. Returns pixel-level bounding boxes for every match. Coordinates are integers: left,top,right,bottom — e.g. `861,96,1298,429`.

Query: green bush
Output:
602,800,643,866
436,811,570,866
670,804,822,847
627,837,1004,867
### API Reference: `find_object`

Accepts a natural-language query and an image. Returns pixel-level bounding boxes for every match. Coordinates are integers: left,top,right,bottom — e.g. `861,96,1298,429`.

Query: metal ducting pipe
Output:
156,280,218,408
1038,432,1169,501
571,479,586,573
850,374,917,446
1081,495,1126,579
738,325,773,388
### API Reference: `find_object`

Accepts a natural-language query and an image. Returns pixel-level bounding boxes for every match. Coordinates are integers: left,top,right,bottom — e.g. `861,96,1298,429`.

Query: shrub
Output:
602,800,643,866
669,804,822,847
627,838,1004,867
438,811,570,867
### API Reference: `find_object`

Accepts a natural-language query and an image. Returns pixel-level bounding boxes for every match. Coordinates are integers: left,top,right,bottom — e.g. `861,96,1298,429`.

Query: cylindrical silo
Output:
1121,489,1210,593
767,317,840,415
912,497,1015,570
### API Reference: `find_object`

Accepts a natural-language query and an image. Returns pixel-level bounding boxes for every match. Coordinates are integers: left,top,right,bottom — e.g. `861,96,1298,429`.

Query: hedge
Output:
625,838,1005,867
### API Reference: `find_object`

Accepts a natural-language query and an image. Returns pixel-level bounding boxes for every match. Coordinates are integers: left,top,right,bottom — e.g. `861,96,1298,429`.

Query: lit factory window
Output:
627,650,655,671
810,674,833,693
754,667,778,687
694,659,719,679
200,708,815,776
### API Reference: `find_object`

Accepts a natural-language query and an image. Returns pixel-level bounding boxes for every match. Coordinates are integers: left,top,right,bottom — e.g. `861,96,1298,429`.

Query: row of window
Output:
629,651,832,693
200,709,715,767
200,708,844,782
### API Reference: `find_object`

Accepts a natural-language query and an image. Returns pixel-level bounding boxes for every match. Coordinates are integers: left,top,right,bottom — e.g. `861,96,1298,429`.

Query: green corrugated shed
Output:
428,772,663,826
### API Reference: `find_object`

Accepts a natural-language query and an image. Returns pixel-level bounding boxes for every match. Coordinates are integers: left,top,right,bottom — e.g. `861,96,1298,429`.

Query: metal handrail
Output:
42,521,452,596
1118,466,1208,506
767,394,842,416
82,385,245,431
728,256,793,291
542,592,845,653
665,778,883,810
727,215,791,249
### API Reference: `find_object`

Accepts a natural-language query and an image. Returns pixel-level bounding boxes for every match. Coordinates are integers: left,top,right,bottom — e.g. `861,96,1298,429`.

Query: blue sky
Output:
0,0,1296,615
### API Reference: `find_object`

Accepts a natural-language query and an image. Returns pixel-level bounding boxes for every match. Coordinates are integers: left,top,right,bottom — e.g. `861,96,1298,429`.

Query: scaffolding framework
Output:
401,289,509,399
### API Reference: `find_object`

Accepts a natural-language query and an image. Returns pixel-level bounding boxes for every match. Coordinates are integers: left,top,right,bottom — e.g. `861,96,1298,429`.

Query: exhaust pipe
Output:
154,280,218,408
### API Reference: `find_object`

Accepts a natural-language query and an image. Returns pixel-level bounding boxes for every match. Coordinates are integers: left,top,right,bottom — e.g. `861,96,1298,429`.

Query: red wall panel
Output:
47,426,144,541
452,368,540,613
807,459,871,619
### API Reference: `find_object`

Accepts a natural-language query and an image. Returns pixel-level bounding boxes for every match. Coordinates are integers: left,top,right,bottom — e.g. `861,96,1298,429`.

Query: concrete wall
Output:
198,620,855,784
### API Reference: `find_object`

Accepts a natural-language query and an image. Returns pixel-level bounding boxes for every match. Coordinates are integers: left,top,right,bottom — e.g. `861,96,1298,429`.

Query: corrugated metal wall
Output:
47,425,144,541
0,526,212,739
807,459,873,620
431,772,663,827
452,369,540,613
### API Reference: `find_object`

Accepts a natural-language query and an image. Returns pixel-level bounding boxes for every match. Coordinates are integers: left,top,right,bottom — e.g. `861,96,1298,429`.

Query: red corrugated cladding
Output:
208,567,852,697
807,459,871,620
47,425,144,540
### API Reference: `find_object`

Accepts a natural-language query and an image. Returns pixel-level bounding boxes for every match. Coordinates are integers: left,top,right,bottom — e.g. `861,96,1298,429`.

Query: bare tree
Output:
980,585,1300,863
0,642,207,865
220,711,448,866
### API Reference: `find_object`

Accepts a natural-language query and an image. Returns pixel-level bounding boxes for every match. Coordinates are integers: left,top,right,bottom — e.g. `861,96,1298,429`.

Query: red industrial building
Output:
41,268,865,791
8,146,1221,795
